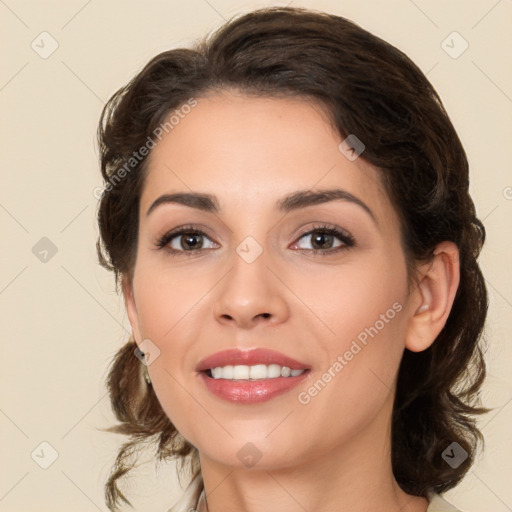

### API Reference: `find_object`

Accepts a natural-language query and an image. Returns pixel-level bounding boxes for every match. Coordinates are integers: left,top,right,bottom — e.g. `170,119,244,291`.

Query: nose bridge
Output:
212,233,288,327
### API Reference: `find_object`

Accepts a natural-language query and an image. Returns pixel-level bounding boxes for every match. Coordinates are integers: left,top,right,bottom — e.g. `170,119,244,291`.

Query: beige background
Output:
1,0,511,511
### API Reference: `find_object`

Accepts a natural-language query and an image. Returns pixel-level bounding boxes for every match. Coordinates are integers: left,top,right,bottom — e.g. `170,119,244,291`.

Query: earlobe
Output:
405,241,460,353
122,275,142,343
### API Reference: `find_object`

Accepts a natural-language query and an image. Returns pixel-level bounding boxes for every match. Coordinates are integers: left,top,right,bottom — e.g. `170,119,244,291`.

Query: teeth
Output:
250,364,268,379
209,364,306,380
281,366,291,377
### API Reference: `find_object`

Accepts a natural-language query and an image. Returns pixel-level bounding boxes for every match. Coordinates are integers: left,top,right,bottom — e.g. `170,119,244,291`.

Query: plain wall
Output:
1,0,511,510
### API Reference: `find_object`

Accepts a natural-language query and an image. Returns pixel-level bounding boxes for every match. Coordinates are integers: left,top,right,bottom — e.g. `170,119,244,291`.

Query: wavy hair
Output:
96,6,489,510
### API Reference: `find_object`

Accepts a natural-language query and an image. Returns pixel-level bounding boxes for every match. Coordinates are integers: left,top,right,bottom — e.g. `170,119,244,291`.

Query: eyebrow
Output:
146,188,377,225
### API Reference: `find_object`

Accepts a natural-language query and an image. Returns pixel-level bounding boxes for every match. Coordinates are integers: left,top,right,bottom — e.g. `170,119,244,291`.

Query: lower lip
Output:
199,371,310,404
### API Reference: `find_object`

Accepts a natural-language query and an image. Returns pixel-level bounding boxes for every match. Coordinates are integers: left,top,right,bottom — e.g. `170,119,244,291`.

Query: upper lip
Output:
196,348,310,372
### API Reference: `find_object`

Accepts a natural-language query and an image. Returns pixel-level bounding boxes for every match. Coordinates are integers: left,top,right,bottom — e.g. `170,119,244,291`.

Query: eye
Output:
291,224,355,255
156,223,355,257
156,225,218,255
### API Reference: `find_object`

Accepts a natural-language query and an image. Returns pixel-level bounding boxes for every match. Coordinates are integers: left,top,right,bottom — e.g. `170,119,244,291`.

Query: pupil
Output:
183,234,201,249
312,232,332,249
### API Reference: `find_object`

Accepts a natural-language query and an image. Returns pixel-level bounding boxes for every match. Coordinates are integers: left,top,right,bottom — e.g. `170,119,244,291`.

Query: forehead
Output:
140,92,392,222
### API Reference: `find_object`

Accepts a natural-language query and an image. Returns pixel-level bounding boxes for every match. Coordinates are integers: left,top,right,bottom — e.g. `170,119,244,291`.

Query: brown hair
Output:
96,6,488,510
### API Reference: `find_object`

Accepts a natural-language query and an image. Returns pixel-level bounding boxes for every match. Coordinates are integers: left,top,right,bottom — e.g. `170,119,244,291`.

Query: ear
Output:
122,274,142,344
405,241,460,352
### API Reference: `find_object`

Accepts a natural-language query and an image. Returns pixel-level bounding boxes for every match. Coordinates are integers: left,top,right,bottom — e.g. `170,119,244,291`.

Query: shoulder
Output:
427,493,464,512
165,473,203,512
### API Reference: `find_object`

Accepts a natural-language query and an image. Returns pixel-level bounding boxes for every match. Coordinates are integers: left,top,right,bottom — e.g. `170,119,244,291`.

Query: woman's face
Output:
125,91,422,470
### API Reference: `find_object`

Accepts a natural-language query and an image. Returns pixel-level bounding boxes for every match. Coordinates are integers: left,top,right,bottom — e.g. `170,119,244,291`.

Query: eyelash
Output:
155,223,355,257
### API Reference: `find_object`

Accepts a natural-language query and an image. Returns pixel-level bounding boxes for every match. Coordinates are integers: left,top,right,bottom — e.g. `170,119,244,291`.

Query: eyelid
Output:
294,222,354,243
290,223,355,253
155,224,218,250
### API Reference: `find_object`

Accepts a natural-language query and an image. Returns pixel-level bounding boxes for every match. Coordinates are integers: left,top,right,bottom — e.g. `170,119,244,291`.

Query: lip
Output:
196,348,310,372
199,371,310,403
196,348,311,404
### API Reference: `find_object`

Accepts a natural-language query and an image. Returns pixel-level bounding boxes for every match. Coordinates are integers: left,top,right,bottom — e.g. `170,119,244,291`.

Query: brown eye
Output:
292,225,355,255
178,233,205,250
306,231,337,250
156,226,217,255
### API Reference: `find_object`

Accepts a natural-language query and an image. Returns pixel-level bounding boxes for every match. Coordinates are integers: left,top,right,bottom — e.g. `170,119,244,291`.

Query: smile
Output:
208,364,306,380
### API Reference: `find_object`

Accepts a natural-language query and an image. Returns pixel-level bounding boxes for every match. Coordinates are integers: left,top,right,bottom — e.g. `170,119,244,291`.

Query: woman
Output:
96,7,488,512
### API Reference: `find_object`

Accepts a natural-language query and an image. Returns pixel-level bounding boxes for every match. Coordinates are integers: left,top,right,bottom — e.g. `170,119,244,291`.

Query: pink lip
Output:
199,371,310,403
196,348,310,372
196,348,311,404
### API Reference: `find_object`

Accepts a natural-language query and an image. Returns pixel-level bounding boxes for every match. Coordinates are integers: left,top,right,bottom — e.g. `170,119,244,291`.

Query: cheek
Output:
131,264,211,432
296,287,406,444
132,261,209,338
297,254,408,404
296,251,408,347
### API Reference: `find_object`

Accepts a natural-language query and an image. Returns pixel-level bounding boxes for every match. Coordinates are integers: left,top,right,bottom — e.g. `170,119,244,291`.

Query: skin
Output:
124,91,460,512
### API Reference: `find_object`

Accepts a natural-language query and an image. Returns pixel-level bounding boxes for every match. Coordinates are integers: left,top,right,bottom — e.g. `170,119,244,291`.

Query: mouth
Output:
196,348,311,403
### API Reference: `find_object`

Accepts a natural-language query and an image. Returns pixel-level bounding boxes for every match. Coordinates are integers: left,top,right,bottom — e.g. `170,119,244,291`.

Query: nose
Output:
212,249,289,329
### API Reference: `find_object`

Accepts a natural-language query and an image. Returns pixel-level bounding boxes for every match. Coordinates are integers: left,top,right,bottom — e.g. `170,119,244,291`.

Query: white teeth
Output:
267,364,282,378
281,366,291,377
209,364,306,380
233,365,249,380
249,364,267,380
222,365,234,379
211,367,223,379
